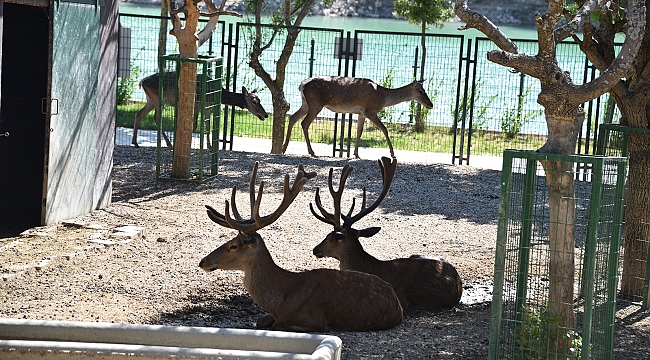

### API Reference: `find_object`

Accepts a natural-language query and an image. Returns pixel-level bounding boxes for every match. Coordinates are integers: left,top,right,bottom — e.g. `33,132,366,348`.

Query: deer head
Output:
412,80,434,109
199,162,316,272
242,87,268,121
311,157,397,261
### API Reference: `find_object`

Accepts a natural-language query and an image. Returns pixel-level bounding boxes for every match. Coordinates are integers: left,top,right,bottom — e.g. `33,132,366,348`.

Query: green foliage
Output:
452,77,498,136
514,306,583,359
500,84,542,139
116,47,145,105
393,0,454,28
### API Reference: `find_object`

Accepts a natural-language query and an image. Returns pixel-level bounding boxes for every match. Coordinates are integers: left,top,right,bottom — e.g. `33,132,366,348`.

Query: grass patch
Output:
118,104,551,157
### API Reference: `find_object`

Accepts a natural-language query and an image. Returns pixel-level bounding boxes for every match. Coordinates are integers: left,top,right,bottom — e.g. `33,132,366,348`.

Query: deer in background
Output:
198,162,403,332
132,72,268,148
282,76,434,159
311,157,463,309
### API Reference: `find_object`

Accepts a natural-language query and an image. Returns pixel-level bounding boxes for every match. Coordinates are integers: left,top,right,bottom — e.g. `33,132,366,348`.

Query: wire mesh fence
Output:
155,55,222,183
490,150,627,360
116,14,616,164
597,124,650,306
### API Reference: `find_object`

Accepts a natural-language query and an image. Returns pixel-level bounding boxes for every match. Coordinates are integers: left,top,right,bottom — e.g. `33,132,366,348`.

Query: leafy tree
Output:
570,0,650,301
246,0,334,154
393,0,453,132
455,0,645,355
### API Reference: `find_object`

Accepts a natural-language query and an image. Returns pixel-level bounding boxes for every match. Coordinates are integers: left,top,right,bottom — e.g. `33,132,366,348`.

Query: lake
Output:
118,2,539,40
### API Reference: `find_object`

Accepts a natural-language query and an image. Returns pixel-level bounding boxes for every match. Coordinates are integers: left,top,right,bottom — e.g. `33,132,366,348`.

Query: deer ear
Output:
242,86,249,95
359,227,381,238
238,232,257,247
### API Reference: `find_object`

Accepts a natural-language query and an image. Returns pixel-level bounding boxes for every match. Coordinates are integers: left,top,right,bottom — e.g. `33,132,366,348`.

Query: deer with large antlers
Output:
198,162,403,332
311,157,463,309
282,76,434,159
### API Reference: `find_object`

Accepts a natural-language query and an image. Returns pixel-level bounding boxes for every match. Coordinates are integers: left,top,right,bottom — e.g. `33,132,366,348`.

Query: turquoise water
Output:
118,2,538,39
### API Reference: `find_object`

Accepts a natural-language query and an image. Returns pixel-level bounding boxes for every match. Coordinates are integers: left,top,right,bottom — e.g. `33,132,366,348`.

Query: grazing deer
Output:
132,72,268,148
311,157,463,309
283,76,434,159
198,162,403,332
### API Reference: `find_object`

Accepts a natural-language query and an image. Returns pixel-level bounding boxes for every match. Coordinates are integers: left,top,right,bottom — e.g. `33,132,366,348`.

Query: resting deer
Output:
198,162,403,332
282,76,434,159
311,157,463,309
132,72,268,148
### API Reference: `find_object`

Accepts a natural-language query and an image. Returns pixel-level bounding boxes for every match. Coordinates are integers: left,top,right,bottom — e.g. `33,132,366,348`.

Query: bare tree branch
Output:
554,0,598,42
454,0,518,54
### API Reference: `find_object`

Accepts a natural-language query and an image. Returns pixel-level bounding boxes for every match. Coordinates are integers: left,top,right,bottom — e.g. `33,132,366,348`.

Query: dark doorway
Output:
0,3,49,235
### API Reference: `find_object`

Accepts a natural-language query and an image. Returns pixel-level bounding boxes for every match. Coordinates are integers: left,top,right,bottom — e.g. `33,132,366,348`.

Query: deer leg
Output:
283,102,309,154
133,100,156,147
301,109,321,157
365,113,395,159
256,313,276,329
353,115,367,159
153,110,174,148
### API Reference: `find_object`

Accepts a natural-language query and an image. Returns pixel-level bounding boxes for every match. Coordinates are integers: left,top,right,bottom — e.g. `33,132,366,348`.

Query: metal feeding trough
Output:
0,318,342,360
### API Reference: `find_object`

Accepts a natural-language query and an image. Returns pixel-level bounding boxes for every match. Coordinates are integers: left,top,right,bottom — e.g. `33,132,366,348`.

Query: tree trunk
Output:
270,88,290,154
158,0,168,60
172,61,198,178
414,21,426,133
620,134,650,299
540,159,577,358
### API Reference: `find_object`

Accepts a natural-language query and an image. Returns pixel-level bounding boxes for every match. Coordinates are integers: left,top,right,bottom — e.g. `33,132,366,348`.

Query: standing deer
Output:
132,72,268,148
282,76,434,159
310,157,463,309
198,162,403,332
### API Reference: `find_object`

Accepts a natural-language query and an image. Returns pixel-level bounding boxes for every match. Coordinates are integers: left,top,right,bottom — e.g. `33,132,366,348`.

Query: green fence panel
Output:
156,55,222,183
597,124,650,306
490,149,626,360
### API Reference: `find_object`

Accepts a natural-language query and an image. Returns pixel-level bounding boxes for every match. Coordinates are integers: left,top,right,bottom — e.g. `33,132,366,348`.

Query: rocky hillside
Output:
124,0,547,26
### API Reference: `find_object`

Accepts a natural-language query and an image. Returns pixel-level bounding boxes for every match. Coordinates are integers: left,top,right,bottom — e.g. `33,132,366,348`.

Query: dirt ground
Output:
1,145,649,359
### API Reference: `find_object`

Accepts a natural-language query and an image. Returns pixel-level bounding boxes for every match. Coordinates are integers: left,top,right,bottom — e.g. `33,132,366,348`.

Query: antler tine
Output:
249,162,259,219
342,156,397,226
311,188,336,225
250,165,314,229
312,165,354,230
205,205,230,228
229,185,245,221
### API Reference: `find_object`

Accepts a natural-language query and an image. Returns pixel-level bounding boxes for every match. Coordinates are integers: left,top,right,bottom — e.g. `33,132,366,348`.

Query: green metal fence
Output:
597,124,650,306
490,150,627,360
117,14,616,164
155,55,222,183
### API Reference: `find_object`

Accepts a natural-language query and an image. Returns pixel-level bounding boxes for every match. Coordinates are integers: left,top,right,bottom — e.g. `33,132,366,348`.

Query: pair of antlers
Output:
206,157,397,233
311,157,397,231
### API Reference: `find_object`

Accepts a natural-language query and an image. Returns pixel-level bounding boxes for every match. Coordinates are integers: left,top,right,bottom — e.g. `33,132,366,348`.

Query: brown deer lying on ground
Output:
198,162,403,332
311,157,463,309
283,76,434,159
132,72,268,148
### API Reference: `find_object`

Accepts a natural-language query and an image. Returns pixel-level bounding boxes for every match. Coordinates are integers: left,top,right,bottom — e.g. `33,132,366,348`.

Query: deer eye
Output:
229,244,238,251
332,232,345,241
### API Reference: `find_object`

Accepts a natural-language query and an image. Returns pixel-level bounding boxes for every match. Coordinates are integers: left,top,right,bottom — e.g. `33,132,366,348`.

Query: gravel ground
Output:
1,145,648,359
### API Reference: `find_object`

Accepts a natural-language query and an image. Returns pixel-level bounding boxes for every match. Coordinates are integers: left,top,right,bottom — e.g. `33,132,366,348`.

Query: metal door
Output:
43,0,99,223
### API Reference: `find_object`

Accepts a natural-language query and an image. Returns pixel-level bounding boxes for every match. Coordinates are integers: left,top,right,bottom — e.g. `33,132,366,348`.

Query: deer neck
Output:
221,90,247,109
338,241,380,273
381,83,415,108
242,243,294,312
